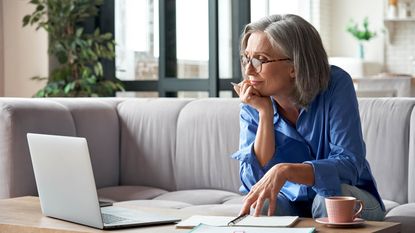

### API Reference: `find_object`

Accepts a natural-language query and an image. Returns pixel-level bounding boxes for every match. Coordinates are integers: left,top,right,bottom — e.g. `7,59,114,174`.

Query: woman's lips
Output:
250,80,263,86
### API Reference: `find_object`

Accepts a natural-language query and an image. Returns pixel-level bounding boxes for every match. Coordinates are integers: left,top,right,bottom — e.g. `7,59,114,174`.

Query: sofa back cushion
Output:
0,98,122,198
0,99,76,198
358,98,415,204
53,99,121,189
175,99,241,192
118,98,191,191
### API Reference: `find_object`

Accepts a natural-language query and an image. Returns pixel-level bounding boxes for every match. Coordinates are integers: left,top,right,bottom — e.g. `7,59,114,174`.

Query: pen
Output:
227,214,248,226
230,82,239,87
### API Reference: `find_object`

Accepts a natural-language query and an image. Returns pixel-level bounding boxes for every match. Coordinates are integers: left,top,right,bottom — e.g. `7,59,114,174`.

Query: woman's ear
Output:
289,66,296,79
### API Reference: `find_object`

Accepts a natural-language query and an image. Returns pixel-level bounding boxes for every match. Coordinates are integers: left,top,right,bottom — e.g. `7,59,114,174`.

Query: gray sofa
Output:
0,97,414,231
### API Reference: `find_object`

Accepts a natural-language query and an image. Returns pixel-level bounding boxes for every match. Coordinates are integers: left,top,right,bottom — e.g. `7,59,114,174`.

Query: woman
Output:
231,14,385,220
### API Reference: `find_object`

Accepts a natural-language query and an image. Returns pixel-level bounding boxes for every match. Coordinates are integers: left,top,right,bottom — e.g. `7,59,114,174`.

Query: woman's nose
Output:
244,62,256,76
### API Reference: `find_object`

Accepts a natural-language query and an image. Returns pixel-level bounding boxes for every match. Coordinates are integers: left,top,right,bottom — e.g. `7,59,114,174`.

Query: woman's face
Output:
243,31,295,97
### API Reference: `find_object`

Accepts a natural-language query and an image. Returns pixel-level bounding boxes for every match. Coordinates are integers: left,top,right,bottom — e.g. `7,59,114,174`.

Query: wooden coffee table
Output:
0,196,400,233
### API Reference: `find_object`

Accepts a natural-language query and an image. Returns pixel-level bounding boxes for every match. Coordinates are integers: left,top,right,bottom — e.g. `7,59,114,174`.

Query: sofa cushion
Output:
175,99,241,192
382,199,400,213
409,107,415,203
0,98,76,198
222,196,244,204
118,200,191,209
385,203,415,233
117,98,191,191
97,185,167,202
154,189,241,205
55,99,120,188
358,98,415,204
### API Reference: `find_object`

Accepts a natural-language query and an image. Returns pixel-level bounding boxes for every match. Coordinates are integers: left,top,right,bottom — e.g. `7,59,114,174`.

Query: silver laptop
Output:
27,133,180,229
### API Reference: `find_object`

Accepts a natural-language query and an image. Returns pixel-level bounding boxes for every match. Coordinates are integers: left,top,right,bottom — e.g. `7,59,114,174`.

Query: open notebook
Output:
189,224,315,233
176,215,299,229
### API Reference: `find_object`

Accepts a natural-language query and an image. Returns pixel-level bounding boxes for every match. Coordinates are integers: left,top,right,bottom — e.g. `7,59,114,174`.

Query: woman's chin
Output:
253,88,268,97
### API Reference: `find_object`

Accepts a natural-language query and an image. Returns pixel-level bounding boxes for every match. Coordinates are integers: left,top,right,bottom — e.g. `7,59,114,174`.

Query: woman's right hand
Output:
233,80,273,115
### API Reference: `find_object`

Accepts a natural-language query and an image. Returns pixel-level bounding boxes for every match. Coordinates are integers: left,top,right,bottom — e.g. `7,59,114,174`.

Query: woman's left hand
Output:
239,164,288,216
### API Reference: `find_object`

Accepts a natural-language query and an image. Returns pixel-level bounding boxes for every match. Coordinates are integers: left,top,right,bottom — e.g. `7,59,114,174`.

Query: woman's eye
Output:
257,56,267,61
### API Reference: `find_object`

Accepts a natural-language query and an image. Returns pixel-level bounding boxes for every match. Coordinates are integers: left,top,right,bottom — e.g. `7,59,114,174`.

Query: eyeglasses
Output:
240,55,291,73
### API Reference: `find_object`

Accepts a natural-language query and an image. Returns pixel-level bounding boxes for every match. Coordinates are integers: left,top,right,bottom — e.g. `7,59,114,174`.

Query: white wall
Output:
311,0,332,55
2,0,48,97
329,0,385,65
0,0,4,96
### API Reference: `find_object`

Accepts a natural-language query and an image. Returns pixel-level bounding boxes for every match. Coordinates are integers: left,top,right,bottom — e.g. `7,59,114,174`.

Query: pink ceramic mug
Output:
325,196,363,223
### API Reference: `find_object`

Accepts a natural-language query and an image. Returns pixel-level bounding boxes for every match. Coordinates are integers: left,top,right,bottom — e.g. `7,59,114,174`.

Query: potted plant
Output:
22,0,124,97
346,17,377,60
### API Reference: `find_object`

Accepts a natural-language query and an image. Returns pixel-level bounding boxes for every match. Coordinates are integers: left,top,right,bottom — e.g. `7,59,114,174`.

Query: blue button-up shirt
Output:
231,65,384,210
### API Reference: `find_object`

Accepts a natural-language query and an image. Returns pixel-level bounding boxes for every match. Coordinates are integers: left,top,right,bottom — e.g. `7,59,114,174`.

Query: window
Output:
115,0,159,81
176,0,209,80
103,0,317,97
251,0,311,22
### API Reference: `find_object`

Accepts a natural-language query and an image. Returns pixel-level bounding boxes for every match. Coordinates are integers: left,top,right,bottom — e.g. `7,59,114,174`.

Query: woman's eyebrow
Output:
243,51,273,57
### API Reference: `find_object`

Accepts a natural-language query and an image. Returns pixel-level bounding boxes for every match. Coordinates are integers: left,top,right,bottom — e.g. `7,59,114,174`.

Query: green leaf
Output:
76,27,84,37
102,33,113,40
94,62,103,76
36,4,45,12
346,17,377,41
87,76,97,84
94,28,100,36
22,15,31,26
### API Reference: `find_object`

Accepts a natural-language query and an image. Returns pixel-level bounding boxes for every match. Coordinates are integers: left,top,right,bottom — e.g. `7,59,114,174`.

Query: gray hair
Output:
240,14,330,108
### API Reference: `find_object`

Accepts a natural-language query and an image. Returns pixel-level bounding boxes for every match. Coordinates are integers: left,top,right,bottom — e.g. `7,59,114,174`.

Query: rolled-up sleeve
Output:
231,104,266,193
304,159,341,196
305,71,366,197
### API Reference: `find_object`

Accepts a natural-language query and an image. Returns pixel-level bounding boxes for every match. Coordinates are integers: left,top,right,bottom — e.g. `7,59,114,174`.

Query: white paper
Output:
176,215,299,229
189,224,315,233
238,216,299,227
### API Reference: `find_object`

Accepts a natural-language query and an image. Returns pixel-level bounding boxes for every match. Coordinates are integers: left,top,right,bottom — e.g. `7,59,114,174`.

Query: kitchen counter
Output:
352,75,415,97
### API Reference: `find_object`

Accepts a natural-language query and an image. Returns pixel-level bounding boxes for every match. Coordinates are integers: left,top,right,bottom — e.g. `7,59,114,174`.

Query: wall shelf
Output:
384,17,415,21
384,18,415,43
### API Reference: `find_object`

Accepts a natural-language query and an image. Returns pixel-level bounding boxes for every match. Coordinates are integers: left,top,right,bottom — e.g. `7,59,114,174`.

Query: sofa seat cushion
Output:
118,200,192,209
382,199,400,213
179,204,242,216
385,203,415,233
222,196,245,204
97,185,167,202
154,189,241,205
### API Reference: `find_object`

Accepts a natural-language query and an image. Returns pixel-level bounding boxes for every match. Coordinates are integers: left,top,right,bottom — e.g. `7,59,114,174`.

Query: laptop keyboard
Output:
102,213,130,224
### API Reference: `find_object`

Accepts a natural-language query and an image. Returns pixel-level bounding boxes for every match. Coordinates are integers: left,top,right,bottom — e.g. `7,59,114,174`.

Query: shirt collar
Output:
271,97,306,143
